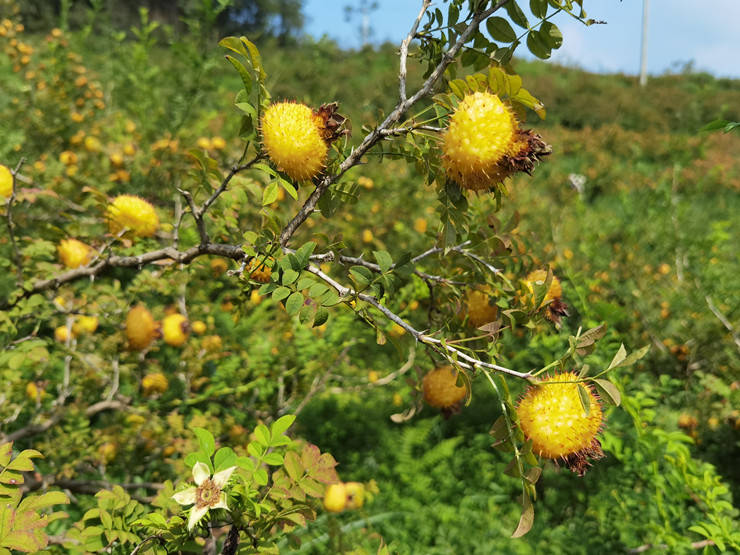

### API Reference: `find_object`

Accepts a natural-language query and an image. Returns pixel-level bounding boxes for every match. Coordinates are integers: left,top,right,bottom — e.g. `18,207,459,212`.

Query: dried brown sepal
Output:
546,298,569,326
562,438,606,476
315,102,351,144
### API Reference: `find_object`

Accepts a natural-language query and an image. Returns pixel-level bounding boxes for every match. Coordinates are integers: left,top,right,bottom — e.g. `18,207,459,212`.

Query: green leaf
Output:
285,292,304,316
271,286,291,302
262,452,284,466
592,379,622,406
0,443,13,467
607,344,627,370
511,494,534,538
296,277,315,291
526,29,551,59
373,250,393,273
540,21,563,49
262,181,279,205
615,345,650,369
530,0,548,18
6,450,42,472
192,428,215,457
349,266,374,287
214,447,237,471
271,415,296,438
281,269,299,285
294,242,317,268
486,17,517,43
577,384,591,415
313,307,329,327
253,424,270,447
504,2,529,28
224,55,253,95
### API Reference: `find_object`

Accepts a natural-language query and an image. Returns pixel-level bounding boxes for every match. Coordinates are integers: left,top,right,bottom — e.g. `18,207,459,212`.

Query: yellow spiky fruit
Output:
72,315,98,335
442,92,516,191
125,305,159,350
58,238,94,269
422,366,467,409
261,101,328,181
516,372,603,460
464,287,498,328
106,194,159,238
142,372,169,396
0,164,13,198
524,269,562,306
248,258,272,283
162,313,188,347
323,483,347,513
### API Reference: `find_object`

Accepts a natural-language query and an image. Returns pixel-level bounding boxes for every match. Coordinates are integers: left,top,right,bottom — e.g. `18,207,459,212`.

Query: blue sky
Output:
303,1,740,79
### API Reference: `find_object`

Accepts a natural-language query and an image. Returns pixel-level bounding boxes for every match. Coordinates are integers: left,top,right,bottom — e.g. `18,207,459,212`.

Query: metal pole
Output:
639,0,649,86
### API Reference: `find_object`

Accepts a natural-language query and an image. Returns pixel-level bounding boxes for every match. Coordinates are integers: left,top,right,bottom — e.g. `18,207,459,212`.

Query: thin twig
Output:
399,0,431,103
305,263,530,379
706,295,740,352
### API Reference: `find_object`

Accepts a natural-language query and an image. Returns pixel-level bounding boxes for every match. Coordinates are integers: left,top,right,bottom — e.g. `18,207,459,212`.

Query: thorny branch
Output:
277,1,508,248
304,262,531,379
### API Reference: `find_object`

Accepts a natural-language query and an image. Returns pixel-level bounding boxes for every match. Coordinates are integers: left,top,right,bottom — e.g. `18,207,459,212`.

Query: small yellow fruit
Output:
211,258,228,276
362,229,374,243
84,136,101,152
516,372,602,460
54,325,72,343
0,164,13,198
323,483,347,513
106,194,159,238
59,150,78,166
196,137,212,150
26,382,43,401
97,442,117,463
191,320,207,335
422,366,467,409
109,152,124,167
344,482,365,509
211,136,226,150
524,269,563,307
72,315,98,335
413,217,428,234
202,335,222,352
464,287,498,328
368,370,380,383
261,101,328,181
392,393,403,406
442,92,516,190
142,372,169,396
248,258,272,283
162,313,188,347
58,238,94,269
125,305,159,350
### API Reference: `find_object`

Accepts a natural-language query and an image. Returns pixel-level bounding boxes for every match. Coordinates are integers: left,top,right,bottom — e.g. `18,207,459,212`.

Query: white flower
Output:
172,462,237,530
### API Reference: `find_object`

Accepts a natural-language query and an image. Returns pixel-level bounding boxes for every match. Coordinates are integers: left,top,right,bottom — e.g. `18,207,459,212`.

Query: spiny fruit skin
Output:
516,371,602,460
248,258,272,283
142,372,169,396
422,366,467,409
323,483,347,513
261,101,328,181
106,194,159,238
0,164,13,198
442,92,516,191
58,238,94,269
125,305,159,350
464,287,498,328
162,313,188,347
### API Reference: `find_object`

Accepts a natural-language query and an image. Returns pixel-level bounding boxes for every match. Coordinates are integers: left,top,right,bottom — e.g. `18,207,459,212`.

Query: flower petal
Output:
172,487,197,506
210,493,229,511
192,462,210,486
188,505,209,531
211,466,237,488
